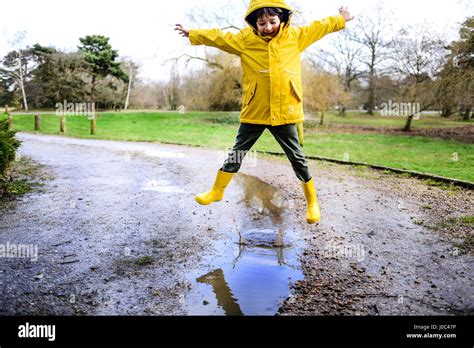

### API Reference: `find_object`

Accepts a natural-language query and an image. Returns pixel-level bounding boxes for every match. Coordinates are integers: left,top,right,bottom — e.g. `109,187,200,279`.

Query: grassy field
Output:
3,111,473,182
308,111,471,129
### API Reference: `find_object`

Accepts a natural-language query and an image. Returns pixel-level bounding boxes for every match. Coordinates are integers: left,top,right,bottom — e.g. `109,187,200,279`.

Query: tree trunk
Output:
18,57,28,113
441,107,452,118
124,66,132,111
403,114,414,132
319,111,325,125
338,105,347,117
462,106,472,121
367,54,376,115
90,75,96,104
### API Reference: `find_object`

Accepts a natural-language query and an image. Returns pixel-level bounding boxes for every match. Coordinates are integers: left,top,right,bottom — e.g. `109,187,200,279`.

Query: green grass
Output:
434,215,474,254
134,256,154,266
114,255,154,268
4,111,473,182
310,111,473,129
0,157,46,206
453,215,474,227
2,179,36,195
454,234,474,253
440,215,474,229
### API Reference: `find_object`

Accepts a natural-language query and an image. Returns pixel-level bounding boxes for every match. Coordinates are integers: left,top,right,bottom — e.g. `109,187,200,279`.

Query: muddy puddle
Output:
184,174,304,315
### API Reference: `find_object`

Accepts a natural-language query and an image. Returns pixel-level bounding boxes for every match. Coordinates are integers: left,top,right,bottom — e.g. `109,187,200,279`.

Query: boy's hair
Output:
246,7,292,29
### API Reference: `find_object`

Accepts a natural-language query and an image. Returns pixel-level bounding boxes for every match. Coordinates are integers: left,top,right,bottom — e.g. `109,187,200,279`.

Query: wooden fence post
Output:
6,113,13,130
34,114,41,131
60,116,66,133
90,117,96,135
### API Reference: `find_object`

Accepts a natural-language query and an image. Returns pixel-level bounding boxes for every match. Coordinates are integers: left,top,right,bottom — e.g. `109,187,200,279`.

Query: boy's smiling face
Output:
256,14,281,38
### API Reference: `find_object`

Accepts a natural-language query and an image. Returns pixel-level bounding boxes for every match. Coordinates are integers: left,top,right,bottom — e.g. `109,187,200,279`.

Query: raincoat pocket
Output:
243,80,257,105
290,79,303,103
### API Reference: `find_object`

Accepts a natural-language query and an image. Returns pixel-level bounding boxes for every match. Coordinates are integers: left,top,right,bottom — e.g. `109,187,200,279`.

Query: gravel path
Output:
0,133,472,315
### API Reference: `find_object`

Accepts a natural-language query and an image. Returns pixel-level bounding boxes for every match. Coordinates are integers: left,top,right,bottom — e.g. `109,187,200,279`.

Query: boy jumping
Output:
175,0,354,224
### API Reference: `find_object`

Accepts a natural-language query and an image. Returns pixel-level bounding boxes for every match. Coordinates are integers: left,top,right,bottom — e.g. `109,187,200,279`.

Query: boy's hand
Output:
175,24,190,38
339,6,354,22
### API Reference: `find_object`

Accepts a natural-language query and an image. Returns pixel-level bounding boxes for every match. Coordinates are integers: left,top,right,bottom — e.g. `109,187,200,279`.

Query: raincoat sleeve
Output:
297,15,346,51
189,29,245,56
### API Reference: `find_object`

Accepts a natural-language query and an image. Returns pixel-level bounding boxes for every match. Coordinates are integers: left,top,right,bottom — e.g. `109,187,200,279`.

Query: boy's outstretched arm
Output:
175,24,190,37
297,6,354,52
175,24,245,56
338,6,355,22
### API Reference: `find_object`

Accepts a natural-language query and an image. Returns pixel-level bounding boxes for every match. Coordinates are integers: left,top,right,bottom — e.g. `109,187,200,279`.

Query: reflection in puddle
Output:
185,173,304,316
186,237,303,315
233,174,288,225
196,269,243,316
239,228,286,248
142,179,184,193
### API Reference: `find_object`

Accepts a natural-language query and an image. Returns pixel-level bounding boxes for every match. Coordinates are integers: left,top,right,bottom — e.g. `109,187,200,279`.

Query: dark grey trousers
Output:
221,123,312,183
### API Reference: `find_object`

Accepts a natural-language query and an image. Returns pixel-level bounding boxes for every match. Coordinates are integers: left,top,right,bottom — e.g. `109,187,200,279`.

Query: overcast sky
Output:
1,0,472,82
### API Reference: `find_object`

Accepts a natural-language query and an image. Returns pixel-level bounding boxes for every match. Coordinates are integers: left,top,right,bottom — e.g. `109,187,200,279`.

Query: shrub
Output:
0,119,21,177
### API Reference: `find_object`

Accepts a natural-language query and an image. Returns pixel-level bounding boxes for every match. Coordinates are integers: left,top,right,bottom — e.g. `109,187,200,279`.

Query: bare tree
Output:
166,61,181,110
166,0,250,111
303,66,349,125
8,31,29,112
124,63,133,110
307,30,364,116
391,24,447,131
129,79,167,110
169,1,245,77
177,52,242,111
120,59,139,110
349,3,394,115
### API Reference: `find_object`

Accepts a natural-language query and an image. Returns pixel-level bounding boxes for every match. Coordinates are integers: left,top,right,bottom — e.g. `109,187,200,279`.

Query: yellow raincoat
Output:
189,0,345,126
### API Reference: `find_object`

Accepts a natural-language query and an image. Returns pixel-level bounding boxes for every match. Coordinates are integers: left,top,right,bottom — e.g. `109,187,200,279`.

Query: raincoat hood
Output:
245,0,294,34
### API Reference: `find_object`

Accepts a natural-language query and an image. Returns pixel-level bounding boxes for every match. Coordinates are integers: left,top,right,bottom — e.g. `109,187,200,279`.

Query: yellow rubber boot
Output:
195,170,234,205
302,178,321,224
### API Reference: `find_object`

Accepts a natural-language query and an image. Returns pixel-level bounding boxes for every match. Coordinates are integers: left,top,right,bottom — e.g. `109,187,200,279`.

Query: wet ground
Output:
0,133,472,315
